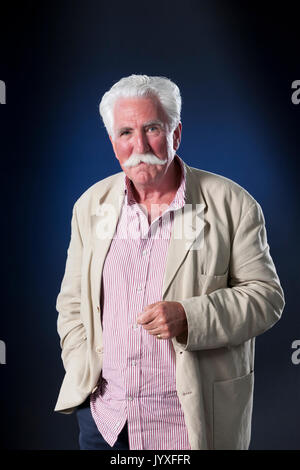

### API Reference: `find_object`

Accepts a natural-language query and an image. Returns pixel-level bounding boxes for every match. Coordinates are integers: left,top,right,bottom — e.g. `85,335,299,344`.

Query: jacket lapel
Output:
90,172,125,331
162,163,206,298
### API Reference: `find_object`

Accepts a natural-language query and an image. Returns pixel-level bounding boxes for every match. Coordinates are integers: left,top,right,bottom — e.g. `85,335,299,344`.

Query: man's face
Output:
109,96,181,188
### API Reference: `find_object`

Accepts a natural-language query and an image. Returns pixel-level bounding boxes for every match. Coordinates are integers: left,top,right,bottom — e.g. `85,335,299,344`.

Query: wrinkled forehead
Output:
113,95,168,127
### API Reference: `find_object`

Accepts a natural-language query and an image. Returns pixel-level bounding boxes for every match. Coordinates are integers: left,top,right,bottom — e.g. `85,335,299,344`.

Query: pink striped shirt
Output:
90,155,191,450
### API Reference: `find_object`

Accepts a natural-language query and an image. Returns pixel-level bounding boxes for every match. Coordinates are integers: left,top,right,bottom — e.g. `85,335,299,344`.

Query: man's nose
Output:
134,131,150,154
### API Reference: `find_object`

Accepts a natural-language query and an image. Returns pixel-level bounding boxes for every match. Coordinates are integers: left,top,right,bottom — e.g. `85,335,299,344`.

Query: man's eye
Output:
148,126,158,132
120,131,130,136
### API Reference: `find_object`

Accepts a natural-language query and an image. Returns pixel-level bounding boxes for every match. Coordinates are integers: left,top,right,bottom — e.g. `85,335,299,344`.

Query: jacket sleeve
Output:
177,202,285,351
56,203,86,370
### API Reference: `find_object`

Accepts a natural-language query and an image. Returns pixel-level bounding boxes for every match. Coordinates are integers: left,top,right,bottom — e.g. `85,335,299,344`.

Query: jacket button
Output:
96,306,100,312
95,346,103,354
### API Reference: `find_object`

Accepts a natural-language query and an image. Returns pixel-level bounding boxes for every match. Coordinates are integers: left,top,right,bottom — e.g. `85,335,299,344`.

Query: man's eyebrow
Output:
143,119,164,128
117,120,165,134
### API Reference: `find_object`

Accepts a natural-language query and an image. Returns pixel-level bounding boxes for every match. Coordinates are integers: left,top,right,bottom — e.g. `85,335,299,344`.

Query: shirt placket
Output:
124,203,160,450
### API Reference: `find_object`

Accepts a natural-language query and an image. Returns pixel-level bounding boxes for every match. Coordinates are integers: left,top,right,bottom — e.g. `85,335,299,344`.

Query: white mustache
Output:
123,153,168,168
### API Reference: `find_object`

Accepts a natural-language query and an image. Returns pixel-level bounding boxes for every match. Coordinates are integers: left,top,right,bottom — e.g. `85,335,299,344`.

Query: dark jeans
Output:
76,396,130,450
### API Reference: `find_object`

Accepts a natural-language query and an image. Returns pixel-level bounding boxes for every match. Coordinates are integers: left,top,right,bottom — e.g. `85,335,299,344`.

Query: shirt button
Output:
142,249,147,256
137,286,143,292
128,396,133,401
132,360,137,366
132,323,138,330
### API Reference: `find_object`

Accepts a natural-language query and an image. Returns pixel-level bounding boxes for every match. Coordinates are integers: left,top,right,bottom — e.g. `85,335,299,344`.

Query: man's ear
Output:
173,122,182,151
109,134,115,150
109,135,120,161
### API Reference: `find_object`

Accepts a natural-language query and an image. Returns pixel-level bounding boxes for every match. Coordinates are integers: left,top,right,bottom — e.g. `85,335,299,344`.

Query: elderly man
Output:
55,74,285,450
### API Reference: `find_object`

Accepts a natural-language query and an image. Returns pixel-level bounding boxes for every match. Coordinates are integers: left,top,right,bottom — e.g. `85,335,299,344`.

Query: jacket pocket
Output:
213,370,254,449
65,334,87,351
62,335,87,370
197,270,229,295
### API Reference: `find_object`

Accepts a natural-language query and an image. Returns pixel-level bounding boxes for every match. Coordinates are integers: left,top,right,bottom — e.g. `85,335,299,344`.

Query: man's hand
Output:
136,301,188,341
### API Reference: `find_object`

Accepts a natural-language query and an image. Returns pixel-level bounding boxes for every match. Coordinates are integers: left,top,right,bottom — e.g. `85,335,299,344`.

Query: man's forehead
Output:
114,95,159,109
113,96,166,122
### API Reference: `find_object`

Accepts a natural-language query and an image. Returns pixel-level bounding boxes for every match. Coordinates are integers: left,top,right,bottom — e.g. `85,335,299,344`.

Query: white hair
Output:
99,74,182,140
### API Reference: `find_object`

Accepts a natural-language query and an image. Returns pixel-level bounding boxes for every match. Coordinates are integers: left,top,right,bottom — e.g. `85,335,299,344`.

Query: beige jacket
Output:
55,159,285,450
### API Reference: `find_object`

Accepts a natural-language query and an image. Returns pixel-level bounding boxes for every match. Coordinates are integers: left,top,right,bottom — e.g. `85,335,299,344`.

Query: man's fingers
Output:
140,319,158,330
137,314,149,325
137,303,159,324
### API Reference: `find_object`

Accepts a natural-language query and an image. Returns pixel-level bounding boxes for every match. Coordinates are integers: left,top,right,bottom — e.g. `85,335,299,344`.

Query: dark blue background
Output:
0,1,299,449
